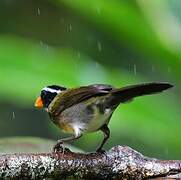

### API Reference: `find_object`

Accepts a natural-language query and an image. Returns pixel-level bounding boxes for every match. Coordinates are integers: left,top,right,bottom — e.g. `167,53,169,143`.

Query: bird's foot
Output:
52,141,71,153
96,148,106,154
52,143,64,153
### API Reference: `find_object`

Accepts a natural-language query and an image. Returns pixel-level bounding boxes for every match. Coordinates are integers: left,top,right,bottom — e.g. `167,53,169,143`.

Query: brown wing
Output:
48,84,114,116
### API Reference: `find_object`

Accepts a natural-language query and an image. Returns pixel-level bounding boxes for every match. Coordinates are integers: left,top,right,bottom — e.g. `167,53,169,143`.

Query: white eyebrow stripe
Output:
42,87,61,93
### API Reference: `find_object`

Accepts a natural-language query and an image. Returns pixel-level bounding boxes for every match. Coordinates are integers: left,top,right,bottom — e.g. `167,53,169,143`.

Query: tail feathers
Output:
110,82,173,105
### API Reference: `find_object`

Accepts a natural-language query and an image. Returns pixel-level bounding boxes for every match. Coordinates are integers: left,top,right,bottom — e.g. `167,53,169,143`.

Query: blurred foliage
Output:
0,137,82,153
0,0,180,159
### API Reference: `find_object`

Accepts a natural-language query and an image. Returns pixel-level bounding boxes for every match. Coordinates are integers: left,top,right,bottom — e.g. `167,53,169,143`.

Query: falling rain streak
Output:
12,112,15,119
96,6,101,15
97,42,102,52
69,24,72,31
40,40,43,47
37,8,40,16
40,41,49,50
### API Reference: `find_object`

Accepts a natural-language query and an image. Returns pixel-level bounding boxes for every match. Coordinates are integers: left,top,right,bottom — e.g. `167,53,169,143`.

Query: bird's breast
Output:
52,97,113,134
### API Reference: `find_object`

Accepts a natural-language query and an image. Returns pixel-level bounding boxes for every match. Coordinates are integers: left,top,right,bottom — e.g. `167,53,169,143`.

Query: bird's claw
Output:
96,148,106,154
53,143,63,153
52,141,71,153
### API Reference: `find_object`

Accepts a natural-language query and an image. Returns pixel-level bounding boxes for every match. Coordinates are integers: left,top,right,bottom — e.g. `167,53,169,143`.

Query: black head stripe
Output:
41,85,67,108
40,90,57,108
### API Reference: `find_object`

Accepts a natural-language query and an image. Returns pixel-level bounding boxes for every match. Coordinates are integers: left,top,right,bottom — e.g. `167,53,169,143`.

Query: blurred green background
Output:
0,0,180,159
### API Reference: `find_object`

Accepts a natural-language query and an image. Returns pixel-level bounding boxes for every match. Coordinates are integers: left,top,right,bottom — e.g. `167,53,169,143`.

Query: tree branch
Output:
0,146,181,179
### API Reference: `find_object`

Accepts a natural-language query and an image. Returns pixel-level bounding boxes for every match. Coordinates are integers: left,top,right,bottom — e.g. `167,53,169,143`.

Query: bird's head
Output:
34,85,67,109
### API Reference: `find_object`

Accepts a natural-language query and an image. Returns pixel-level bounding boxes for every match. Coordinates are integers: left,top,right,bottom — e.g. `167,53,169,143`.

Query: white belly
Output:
59,100,113,136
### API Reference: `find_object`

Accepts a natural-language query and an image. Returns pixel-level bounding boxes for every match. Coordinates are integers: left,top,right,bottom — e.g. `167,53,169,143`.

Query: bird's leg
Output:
96,124,110,153
53,134,82,153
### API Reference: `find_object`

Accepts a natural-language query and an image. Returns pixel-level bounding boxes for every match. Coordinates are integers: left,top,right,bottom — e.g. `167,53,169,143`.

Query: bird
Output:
34,82,173,152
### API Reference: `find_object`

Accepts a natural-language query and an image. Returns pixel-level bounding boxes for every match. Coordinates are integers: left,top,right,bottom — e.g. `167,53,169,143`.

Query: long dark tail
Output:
109,82,173,106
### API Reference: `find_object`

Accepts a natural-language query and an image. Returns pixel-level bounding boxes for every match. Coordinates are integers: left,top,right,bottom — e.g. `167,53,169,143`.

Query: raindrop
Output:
40,40,44,47
69,24,72,31
12,112,15,119
97,42,102,52
37,7,41,16
96,6,101,15
40,40,49,50
133,64,137,75
167,67,171,73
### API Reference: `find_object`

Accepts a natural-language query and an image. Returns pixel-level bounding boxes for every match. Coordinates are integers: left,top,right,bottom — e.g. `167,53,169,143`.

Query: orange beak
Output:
34,96,43,108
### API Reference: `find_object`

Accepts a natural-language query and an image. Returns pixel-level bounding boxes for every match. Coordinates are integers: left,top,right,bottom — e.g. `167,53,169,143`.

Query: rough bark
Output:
0,146,180,179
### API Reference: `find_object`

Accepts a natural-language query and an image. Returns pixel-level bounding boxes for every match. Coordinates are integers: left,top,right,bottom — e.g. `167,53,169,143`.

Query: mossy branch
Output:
0,146,181,179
